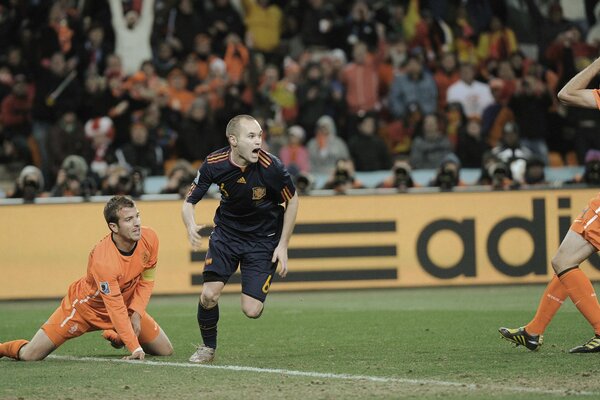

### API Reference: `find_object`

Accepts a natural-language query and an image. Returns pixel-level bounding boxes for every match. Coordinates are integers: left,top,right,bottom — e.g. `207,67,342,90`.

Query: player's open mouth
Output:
252,148,260,154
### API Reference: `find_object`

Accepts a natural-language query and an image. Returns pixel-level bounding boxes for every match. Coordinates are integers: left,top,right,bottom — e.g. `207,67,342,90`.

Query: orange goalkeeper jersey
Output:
65,226,159,352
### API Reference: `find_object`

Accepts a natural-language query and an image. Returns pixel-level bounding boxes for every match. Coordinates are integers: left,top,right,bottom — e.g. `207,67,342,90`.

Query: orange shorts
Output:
571,193,600,250
41,296,161,347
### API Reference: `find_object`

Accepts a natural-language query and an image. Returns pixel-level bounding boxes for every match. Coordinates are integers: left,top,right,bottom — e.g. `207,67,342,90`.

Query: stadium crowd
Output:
2,0,600,202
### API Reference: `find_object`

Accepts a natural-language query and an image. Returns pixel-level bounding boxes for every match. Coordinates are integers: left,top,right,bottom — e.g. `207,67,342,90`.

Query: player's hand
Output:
271,245,288,278
130,311,142,337
187,224,204,250
123,348,145,360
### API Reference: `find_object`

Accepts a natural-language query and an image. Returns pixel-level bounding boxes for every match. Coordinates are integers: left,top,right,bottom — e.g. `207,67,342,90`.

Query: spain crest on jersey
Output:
100,281,111,295
252,186,266,200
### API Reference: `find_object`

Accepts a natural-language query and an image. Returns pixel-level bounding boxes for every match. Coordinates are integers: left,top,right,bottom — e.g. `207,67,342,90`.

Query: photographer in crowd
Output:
322,158,364,194
429,153,465,192
377,158,417,192
8,165,45,203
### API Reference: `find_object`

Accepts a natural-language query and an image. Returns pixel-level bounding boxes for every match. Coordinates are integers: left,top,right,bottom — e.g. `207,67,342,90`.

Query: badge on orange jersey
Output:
100,282,111,295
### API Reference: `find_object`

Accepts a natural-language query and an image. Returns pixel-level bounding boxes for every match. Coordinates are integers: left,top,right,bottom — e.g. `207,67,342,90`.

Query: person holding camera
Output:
377,158,417,192
429,153,465,191
322,158,364,194
8,165,45,203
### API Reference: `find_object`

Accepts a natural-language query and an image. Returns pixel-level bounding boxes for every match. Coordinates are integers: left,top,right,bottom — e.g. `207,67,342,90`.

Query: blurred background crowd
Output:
3,0,600,202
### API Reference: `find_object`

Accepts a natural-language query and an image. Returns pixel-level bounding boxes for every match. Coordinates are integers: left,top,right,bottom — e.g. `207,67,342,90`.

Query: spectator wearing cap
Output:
191,32,218,82
307,115,350,174
108,0,154,76
279,125,310,176
84,116,115,180
347,112,391,171
446,62,494,120
389,54,438,120
409,113,453,169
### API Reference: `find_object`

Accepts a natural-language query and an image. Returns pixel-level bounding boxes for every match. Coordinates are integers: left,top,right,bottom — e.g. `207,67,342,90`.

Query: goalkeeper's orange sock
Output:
558,267,600,335
525,275,568,335
0,339,29,360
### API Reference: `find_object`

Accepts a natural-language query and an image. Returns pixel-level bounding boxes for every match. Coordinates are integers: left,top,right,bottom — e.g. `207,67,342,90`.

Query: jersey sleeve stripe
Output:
281,186,293,201
258,151,272,167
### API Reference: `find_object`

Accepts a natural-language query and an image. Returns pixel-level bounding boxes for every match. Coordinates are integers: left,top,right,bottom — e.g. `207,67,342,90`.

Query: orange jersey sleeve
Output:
90,249,141,353
127,227,159,316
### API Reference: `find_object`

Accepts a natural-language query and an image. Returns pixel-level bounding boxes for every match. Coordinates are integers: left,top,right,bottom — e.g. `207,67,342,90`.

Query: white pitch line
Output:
48,355,595,396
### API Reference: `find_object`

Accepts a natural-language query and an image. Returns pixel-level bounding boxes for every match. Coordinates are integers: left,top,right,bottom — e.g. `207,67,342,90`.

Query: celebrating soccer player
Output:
500,56,600,353
182,114,299,363
0,196,173,361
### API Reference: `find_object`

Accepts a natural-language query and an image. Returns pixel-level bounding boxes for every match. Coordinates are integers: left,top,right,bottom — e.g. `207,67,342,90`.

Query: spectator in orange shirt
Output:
166,68,196,115
0,196,173,361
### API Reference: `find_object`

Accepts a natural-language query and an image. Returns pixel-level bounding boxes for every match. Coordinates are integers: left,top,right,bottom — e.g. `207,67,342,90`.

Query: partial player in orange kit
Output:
0,195,173,361
499,55,600,353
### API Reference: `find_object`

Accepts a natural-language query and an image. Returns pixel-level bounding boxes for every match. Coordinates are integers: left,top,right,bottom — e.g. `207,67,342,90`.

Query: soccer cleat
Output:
102,330,124,349
189,345,215,363
498,327,543,351
569,335,600,353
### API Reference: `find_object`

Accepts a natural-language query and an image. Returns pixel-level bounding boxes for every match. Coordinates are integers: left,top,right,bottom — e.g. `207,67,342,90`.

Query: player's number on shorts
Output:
262,275,273,294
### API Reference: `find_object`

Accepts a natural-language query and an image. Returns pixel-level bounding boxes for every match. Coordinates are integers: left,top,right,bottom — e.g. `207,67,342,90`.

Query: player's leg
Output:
240,246,278,319
14,329,57,361
1,297,89,361
190,230,238,363
138,313,173,356
549,227,600,352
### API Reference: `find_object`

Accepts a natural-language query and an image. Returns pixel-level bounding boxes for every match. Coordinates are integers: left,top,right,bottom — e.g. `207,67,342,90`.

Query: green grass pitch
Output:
2,285,600,399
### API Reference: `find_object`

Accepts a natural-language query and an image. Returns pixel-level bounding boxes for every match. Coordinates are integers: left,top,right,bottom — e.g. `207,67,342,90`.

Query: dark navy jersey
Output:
186,147,296,240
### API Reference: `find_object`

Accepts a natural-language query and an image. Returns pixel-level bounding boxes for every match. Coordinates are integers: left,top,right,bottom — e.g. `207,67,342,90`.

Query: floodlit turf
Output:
2,285,600,399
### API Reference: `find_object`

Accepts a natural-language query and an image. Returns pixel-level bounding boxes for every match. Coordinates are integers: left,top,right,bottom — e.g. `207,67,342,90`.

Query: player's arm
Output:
270,157,299,278
93,268,143,357
272,193,299,278
557,56,600,109
182,164,212,249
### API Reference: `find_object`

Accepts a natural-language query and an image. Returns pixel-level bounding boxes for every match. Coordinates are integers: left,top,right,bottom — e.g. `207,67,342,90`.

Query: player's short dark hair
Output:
225,114,256,138
104,195,136,225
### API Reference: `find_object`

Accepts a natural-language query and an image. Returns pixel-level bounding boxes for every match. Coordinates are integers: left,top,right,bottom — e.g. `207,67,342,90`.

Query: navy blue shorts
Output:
203,227,278,302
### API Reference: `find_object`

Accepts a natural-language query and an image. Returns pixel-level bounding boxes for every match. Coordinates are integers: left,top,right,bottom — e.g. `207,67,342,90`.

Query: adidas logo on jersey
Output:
237,177,247,184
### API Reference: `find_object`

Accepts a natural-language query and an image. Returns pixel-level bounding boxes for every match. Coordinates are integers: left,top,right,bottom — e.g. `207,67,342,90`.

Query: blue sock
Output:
197,302,219,349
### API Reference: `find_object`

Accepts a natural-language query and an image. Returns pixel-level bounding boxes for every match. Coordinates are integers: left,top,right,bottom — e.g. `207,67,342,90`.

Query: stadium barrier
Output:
2,188,600,300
